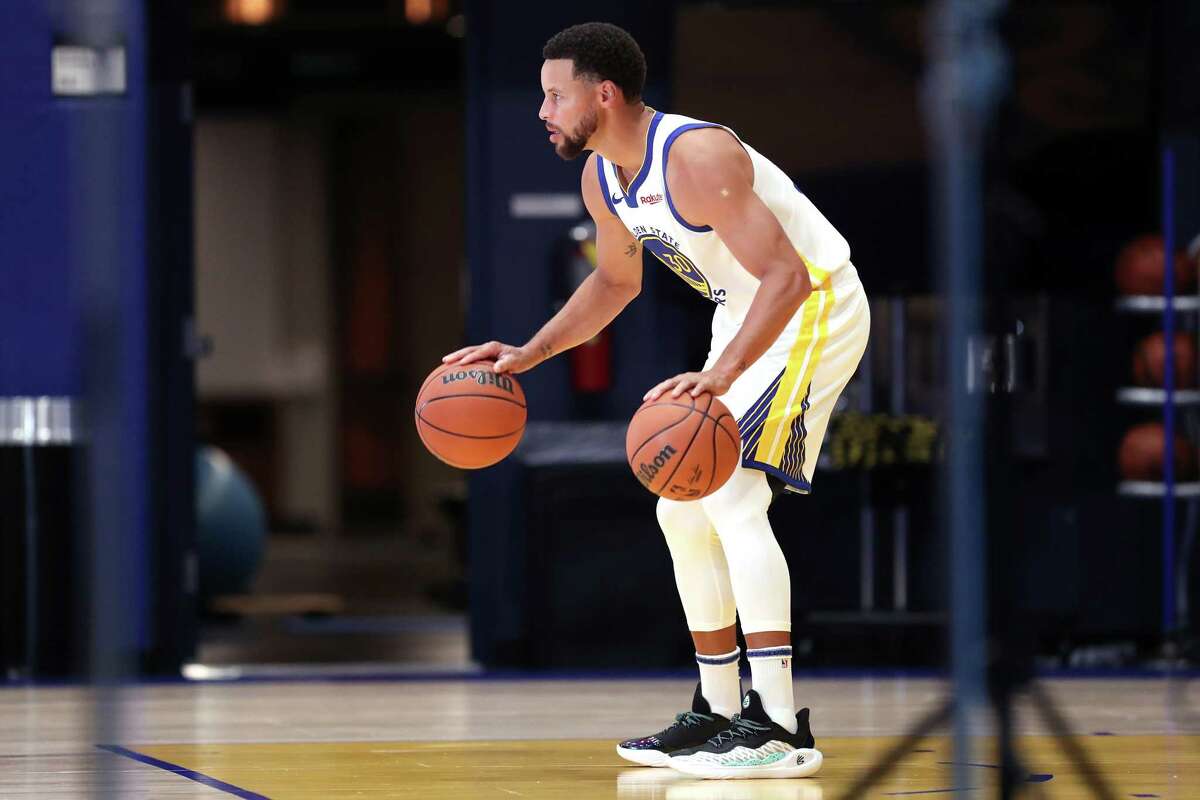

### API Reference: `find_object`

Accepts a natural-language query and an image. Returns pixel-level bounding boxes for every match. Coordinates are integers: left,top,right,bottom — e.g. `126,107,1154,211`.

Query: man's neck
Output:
592,104,655,177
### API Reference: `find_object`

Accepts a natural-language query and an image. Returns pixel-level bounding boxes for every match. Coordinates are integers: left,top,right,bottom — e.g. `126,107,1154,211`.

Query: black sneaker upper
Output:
618,682,732,754
669,689,815,757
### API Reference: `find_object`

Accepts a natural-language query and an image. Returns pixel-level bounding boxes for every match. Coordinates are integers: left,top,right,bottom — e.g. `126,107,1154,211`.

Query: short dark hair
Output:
543,22,646,102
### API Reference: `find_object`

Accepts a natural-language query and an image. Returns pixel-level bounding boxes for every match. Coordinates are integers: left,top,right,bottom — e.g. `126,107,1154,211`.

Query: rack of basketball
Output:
1114,233,1200,498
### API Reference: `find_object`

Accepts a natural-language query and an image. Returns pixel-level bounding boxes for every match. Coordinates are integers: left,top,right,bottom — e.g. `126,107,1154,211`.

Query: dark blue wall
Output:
0,4,81,395
1,0,154,659
465,2,683,421
464,3,681,664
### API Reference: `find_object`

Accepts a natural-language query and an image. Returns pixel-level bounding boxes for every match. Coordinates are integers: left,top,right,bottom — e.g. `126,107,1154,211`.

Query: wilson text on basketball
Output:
636,444,678,485
443,369,516,394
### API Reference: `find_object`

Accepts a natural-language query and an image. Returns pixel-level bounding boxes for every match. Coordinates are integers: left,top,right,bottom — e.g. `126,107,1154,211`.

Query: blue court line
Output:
884,789,976,796
97,744,269,799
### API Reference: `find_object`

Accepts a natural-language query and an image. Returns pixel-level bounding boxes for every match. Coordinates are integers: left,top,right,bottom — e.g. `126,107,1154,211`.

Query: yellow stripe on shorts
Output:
750,270,836,468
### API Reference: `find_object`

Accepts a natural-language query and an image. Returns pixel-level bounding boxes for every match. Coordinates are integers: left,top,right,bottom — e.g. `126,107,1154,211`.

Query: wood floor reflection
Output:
2,676,1196,798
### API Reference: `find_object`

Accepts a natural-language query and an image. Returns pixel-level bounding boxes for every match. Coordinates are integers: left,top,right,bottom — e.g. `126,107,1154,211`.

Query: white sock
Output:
695,648,742,719
747,645,797,733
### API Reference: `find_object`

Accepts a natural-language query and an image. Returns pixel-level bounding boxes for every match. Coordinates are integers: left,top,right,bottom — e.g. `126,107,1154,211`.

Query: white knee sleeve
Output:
657,497,737,632
701,468,792,634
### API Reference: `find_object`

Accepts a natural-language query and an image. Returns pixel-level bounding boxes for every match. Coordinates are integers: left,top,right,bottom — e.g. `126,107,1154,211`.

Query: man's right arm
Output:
444,153,642,373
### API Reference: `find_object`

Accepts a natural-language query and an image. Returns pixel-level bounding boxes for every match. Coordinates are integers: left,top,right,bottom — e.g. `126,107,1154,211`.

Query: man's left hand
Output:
644,368,736,402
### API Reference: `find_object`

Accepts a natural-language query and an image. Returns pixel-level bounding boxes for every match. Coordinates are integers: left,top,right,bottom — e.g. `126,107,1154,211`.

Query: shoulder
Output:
664,126,751,192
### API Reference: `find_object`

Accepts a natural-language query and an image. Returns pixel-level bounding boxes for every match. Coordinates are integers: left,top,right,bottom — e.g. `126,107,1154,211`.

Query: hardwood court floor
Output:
1,676,1197,798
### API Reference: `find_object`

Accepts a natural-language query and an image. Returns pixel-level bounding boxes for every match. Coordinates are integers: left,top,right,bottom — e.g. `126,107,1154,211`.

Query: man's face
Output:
539,59,599,161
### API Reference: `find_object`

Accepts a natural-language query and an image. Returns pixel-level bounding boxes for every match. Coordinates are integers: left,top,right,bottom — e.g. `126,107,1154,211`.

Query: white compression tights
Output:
657,467,792,635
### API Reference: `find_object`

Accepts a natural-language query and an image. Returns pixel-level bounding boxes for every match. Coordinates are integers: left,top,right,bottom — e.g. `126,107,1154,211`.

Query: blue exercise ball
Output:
195,446,266,601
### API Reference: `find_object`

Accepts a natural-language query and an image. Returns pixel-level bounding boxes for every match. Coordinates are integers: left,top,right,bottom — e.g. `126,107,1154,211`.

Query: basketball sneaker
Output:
616,683,733,767
666,690,823,779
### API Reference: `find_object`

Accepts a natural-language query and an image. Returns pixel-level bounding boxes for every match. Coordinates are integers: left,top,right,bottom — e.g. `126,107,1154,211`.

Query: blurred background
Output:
2,0,1199,684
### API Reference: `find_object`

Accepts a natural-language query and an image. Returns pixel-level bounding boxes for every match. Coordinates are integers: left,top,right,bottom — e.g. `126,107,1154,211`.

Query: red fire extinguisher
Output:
564,222,613,393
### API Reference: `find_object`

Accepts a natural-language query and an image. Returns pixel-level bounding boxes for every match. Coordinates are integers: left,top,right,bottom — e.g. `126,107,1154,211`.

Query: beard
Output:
553,107,599,160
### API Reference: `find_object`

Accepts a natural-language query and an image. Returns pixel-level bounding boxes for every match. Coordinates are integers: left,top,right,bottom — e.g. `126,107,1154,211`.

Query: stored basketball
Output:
626,393,741,500
1114,234,1195,295
1131,332,1197,388
1117,422,1197,481
415,361,527,469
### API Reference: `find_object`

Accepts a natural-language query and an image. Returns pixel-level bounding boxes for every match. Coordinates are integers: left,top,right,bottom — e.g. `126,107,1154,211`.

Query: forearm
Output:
712,269,810,381
525,270,638,364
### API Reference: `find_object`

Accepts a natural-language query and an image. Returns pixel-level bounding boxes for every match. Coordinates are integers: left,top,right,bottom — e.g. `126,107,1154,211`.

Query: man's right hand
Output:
442,341,544,374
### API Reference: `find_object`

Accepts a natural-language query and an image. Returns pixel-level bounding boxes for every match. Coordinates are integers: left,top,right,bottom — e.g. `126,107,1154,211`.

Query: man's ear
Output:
599,80,620,107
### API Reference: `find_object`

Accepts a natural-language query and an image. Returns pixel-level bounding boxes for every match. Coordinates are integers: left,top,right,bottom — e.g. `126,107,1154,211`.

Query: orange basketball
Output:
414,361,526,469
1117,422,1196,481
626,393,741,501
1132,332,1197,388
1114,234,1196,295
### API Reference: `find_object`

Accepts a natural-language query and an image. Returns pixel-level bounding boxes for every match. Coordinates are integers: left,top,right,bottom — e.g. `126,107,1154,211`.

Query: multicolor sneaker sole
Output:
668,745,823,779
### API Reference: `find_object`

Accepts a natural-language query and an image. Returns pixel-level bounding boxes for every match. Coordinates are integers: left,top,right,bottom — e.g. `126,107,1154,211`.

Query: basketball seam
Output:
641,401,740,447
629,398,698,462
704,405,719,497
660,395,709,493
712,413,738,448
687,393,717,500
415,412,525,440
414,422,508,469
418,393,527,410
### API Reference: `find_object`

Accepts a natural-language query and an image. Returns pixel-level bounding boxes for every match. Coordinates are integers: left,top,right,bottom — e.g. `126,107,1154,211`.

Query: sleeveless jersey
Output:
596,111,851,326
595,111,869,495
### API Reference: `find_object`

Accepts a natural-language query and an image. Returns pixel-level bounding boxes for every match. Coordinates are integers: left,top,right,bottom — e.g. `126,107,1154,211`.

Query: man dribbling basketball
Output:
444,22,869,780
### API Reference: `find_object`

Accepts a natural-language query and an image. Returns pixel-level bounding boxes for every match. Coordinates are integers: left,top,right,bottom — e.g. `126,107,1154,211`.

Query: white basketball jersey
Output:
595,112,852,326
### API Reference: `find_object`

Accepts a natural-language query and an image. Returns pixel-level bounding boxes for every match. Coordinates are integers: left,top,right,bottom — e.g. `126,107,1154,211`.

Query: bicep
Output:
709,192,800,282
593,216,642,292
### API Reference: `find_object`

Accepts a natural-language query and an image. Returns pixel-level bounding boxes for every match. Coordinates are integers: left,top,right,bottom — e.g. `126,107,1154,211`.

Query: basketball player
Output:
444,22,869,779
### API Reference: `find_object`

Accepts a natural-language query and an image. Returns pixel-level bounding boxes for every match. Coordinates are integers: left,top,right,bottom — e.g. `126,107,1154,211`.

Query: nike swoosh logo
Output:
611,192,625,205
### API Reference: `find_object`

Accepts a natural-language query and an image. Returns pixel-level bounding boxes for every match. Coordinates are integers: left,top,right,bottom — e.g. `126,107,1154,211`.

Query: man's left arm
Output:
645,129,812,401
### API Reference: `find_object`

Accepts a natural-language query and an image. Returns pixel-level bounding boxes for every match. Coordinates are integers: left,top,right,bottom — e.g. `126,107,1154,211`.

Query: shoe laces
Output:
706,713,770,746
668,710,714,730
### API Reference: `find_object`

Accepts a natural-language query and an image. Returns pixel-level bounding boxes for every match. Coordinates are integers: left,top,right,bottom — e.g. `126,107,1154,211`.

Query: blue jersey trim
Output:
595,156,618,216
741,457,813,495
625,111,664,208
663,122,721,232
737,368,785,429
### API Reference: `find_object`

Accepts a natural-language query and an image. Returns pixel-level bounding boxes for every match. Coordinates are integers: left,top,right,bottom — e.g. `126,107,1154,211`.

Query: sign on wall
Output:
51,45,127,96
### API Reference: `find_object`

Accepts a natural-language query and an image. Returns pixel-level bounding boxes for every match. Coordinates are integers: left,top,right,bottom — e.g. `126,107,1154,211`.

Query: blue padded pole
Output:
924,0,1008,794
